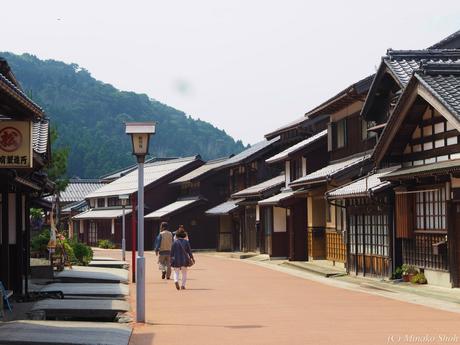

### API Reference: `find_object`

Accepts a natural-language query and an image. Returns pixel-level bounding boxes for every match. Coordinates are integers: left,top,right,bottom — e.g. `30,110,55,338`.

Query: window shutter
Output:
395,193,415,238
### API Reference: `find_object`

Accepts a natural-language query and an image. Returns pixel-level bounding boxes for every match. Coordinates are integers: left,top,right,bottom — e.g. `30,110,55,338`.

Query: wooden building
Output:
0,57,52,294
53,178,105,238
325,168,398,277
74,156,202,250
261,129,328,259
144,157,231,249
206,138,282,252
370,61,460,287
231,174,285,254
286,76,375,267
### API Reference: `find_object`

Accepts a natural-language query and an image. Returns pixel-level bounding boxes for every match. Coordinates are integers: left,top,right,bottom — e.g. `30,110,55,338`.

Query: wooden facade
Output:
346,196,393,277
0,57,52,295
146,161,230,249
370,60,460,286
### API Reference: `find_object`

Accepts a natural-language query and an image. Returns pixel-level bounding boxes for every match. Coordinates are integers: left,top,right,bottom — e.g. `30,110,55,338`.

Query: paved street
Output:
121,252,460,345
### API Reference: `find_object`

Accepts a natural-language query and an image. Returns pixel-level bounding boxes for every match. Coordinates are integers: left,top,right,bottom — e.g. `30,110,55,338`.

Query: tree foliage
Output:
2,52,245,178
46,127,69,192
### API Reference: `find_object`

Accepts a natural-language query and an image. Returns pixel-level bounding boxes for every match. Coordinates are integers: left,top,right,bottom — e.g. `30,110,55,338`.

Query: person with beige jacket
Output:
154,222,173,279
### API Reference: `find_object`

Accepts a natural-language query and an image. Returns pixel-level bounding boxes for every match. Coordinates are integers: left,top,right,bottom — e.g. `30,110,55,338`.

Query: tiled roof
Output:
73,207,132,220
326,167,398,199
100,157,177,181
382,159,460,180
264,116,309,139
32,120,49,154
205,199,244,215
87,156,199,198
232,175,285,198
172,157,230,184
416,62,460,120
45,179,105,203
60,179,106,203
61,200,87,214
219,137,280,169
145,198,201,219
258,190,296,205
385,49,460,87
305,75,374,118
290,154,370,186
266,130,327,164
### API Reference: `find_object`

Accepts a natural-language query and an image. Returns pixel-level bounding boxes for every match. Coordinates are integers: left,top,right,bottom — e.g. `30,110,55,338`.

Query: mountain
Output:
1,52,246,178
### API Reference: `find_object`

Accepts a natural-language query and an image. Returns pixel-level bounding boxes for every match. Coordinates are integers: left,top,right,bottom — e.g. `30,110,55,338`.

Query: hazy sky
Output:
3,1,460,145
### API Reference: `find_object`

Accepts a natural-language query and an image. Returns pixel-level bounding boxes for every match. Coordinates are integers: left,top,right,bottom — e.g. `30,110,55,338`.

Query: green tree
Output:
46,127,69,192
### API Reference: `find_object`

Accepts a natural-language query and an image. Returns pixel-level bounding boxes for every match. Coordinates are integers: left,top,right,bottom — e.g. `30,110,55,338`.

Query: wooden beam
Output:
418,84,460,133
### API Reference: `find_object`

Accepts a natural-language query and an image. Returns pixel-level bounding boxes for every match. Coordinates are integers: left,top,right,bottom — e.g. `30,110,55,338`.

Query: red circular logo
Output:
0,127,23,152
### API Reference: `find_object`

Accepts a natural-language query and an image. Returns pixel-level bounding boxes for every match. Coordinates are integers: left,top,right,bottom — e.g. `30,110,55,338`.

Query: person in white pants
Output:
170,227,195,290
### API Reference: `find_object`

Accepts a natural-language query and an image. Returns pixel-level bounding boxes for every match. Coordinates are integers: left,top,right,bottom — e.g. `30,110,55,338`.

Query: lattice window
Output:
349,214,356,254
89,222,97,246
415,187,446,231
349,213,389,257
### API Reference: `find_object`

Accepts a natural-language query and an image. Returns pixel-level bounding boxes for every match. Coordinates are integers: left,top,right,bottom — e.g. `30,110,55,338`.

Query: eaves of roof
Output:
0,71,44,117
305,74,374,119
382,159,460,181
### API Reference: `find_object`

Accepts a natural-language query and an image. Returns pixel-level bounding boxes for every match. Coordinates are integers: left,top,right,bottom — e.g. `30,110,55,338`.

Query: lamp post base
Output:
122,239,126,262
136,255,145,322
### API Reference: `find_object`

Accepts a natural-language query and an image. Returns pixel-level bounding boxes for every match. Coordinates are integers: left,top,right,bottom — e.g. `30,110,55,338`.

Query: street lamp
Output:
125,122,155,323
119,194,130,262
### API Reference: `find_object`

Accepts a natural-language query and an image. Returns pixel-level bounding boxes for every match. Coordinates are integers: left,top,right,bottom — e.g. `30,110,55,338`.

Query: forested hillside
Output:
1,52,245,178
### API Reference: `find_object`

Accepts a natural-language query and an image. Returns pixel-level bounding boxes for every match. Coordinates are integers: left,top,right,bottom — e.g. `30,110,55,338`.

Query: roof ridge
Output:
417,61,460,76
145,155,200,167
386,49,460,61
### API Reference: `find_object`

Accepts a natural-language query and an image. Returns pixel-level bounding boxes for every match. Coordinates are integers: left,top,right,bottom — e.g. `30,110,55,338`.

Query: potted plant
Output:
410,272,428,285
401,264,418,282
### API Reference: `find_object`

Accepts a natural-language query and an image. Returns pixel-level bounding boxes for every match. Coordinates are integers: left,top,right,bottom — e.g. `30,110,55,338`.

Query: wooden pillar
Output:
0,192,9,288
24,194,30,296
14,192,23,294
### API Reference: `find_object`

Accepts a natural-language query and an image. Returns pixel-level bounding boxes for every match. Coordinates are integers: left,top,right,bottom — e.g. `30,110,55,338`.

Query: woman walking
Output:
170,227,195,290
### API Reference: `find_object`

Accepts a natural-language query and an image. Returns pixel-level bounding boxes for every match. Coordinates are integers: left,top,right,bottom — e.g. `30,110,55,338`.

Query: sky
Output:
2,1,460,145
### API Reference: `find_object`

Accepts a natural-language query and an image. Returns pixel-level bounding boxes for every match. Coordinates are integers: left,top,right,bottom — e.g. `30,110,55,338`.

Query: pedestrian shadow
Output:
146,321,263,329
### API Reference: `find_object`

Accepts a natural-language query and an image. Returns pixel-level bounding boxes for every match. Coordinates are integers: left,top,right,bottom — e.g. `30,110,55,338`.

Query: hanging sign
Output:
0,121,33,168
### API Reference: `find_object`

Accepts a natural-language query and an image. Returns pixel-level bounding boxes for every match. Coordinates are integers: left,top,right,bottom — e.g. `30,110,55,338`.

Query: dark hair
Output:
175,227,187,238
160,222,169,231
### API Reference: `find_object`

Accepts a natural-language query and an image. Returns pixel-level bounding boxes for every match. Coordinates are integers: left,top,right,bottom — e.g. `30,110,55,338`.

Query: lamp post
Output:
119,194,130,262
125,122,155,323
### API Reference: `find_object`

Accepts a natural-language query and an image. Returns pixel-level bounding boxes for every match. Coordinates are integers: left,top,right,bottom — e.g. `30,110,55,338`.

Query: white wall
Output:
273,207,287,232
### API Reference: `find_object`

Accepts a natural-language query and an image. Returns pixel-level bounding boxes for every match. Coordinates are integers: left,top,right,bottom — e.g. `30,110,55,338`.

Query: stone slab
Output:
31,299,129,320
0,320,132,345
88,260,129,269
55,266,128,283
91,256,117,261
40,283,129,298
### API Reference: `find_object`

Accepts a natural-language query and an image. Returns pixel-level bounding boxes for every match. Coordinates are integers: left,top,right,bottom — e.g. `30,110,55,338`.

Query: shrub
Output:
391,266,403,279
56,239,76,264
401,264,418,276
31,228,51,256
411,272,428,284
98,239,116,249
71,241,93,265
